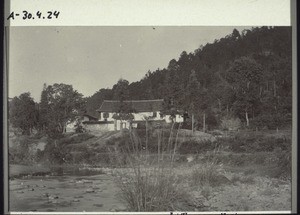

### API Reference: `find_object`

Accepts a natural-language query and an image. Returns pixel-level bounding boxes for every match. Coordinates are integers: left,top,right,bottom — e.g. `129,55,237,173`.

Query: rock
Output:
17,191,24,193
72,199,80,202
93,203,103,207
203,201,210,207
28,188,35,191
187,155,195,162
48,195,59,200
43,193,49,197
211,175,231,186
86,188,95,193
46,209,56,212
74,195,84,199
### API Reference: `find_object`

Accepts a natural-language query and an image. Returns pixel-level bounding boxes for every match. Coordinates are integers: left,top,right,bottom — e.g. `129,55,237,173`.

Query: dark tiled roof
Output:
97,99,164,112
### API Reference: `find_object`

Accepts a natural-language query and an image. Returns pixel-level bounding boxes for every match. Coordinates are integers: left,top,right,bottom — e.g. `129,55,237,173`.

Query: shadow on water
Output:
10,164,105,179
49,166,104,177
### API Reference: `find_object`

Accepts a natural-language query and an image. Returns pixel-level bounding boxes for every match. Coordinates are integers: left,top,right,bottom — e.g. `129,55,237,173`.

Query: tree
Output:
38,83,49,131
9,93,38,135
39,83,85,135
112,79,134,129
85,88,113,117
225,57,263,127
113,78,130,101
184,70,201,132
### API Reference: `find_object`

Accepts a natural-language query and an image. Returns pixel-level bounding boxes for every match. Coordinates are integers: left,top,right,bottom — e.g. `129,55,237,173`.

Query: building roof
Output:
97,99,164,113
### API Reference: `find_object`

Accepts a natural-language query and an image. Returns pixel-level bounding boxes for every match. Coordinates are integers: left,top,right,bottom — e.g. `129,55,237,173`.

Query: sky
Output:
8,26,252,102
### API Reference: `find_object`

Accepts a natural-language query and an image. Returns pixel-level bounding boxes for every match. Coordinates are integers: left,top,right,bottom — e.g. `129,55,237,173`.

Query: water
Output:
9,165,126,212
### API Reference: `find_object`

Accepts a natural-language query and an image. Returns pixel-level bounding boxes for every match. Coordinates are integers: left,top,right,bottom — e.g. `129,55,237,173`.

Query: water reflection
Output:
49,166,103,176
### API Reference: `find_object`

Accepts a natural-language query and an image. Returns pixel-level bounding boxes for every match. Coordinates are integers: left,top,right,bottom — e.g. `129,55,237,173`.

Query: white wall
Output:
66,121,76,132
99,111,183,124
132,111,162,121
100,111,164,122
175,114,184,123
83,116,89,122
84,123,115,132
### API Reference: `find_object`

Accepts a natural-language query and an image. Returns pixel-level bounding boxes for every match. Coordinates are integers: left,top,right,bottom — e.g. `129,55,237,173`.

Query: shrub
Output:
9,136,35,164
74,121,86,133
220,116,241,131
43,141,69,165
219,131,291,153
178,140,217,154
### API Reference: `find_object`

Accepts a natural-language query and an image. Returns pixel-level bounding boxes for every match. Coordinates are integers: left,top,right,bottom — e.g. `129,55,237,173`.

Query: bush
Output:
74,121,86,133
9,136,35,164
43,141,69,165
264,146,291,179
178,140,217,154
220,116,241,131
219,132,291,153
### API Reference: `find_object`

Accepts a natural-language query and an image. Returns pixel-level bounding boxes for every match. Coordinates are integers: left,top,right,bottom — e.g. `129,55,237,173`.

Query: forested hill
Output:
86,27,292,130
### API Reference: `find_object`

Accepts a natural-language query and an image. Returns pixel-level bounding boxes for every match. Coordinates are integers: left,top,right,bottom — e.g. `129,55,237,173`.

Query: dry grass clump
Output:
231,174,255,184
111,124,191,211
114,166,184,211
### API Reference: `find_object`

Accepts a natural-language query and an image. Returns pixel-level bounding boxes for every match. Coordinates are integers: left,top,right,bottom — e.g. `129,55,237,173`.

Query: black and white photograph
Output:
4,0,296,214
7,25,293,213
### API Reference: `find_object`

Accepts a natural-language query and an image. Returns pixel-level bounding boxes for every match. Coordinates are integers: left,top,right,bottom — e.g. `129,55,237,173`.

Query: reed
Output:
111,123,188,211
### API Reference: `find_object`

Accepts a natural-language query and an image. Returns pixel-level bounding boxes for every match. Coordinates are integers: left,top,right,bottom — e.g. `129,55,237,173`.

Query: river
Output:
9,165,126,212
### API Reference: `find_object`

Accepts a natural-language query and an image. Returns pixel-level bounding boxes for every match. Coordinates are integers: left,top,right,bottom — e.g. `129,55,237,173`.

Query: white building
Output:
96,99,183,131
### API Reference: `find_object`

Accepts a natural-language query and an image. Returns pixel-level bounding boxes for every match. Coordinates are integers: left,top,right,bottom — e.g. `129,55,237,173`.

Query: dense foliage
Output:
9,84,85,135
38,83,86,136
9,93,38,135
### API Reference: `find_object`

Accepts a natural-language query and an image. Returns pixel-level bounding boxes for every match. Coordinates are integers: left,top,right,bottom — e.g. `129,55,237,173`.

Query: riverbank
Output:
8,128,292,212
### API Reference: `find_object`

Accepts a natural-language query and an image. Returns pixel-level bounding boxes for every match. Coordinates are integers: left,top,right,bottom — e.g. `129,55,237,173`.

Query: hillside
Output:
86,27,292,131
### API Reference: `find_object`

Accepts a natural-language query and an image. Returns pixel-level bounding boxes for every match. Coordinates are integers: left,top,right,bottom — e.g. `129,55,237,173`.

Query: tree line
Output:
9,26,292,135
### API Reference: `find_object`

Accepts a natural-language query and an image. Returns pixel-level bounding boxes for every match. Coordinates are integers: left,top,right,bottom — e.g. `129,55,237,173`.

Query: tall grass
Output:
111,123,190,211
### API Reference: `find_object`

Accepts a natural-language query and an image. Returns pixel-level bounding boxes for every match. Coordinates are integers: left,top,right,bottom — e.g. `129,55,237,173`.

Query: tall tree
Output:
9,93,38,135
113,78,130,101
39,83,85,134
184,70,201,132
38,83,49,131
225,57,263,127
